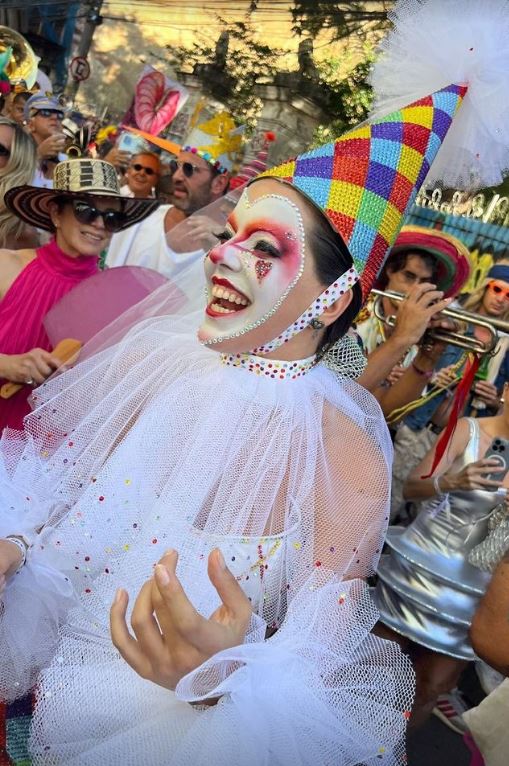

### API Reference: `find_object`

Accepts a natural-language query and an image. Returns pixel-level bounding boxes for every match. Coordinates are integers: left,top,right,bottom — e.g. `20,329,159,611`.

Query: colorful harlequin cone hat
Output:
259,0,509,302
230,131,277,190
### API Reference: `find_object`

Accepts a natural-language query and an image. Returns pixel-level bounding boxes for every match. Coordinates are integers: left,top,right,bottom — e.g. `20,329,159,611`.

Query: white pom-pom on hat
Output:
369,0,509,189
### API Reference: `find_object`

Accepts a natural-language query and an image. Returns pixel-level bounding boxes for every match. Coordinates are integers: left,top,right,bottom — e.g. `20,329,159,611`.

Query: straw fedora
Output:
5,157,159,232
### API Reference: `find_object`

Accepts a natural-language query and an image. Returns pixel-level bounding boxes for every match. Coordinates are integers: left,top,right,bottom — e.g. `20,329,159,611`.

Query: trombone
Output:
371,288,509,355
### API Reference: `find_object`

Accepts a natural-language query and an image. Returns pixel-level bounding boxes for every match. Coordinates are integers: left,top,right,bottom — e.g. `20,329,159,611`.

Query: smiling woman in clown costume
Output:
1,1,509,764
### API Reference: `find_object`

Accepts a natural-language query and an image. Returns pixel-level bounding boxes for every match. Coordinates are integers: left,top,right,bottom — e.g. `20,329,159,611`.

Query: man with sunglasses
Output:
105,130,233,276
121,152,160,199
24,93,66,189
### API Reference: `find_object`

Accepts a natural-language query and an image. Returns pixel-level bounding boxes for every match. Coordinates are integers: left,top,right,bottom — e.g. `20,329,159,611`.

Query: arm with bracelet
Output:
0,445,77,699
403,417,506,502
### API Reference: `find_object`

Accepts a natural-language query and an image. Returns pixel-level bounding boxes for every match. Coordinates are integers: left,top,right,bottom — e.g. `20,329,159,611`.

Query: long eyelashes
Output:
215,232,281,259
253,240,280,258
215,230,232,243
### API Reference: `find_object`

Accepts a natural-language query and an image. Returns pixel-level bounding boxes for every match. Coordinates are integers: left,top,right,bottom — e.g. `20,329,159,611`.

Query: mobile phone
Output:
484,437,509,482
117,131,149,155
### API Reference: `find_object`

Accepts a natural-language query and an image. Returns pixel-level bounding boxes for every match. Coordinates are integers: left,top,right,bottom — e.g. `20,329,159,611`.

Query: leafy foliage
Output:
290,1,390,40
312,49,375,145
168,19,283,133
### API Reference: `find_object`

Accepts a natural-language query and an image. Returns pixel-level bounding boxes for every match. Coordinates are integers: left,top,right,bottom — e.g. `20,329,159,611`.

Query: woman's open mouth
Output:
206,278,251,316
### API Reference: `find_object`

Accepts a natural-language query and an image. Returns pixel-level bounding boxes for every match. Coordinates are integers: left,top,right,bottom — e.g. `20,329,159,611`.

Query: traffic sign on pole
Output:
69,57,91,82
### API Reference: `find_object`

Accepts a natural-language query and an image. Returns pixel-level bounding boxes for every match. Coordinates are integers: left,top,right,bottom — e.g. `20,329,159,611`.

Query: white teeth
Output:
211,302,235,313
211,284,250,305
83,232,102,241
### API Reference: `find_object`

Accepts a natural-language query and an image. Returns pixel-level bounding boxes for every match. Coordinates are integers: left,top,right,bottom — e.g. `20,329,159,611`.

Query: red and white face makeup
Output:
198,187,306,347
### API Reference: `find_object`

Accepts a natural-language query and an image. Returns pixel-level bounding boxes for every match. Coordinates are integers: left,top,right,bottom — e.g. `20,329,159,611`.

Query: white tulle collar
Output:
220,352,317,380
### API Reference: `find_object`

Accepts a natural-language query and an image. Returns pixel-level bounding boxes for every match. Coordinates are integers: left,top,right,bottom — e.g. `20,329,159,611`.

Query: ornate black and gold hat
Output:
5,158,159,232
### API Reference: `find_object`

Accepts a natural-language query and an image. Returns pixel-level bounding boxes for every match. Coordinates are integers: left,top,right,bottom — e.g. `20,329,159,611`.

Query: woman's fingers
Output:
207,548,252,624
110,588,151,678
130,580,166,658
153,551,202,638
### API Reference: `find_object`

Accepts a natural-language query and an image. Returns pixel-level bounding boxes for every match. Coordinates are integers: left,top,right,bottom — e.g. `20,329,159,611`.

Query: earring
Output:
309,317,325,338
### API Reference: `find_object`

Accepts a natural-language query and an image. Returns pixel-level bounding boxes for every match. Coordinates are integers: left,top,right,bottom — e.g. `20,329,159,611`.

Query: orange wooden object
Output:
0,338,82,400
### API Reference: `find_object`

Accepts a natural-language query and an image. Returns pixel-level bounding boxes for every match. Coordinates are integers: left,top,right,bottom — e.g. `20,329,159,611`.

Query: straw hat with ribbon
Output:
5,158,159,232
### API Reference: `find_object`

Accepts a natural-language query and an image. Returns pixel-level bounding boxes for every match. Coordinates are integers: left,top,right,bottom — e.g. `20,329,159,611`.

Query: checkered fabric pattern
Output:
262,84,467,300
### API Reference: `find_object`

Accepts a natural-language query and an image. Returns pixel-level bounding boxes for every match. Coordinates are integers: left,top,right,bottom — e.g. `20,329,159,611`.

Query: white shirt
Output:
105,205,205,281
120,184,155,198
32,153,67,189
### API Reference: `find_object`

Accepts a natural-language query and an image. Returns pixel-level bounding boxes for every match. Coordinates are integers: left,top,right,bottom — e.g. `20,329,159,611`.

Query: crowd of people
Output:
1,1,509,764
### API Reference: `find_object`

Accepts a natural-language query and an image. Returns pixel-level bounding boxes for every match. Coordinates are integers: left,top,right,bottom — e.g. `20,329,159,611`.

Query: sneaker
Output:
432,689,471,734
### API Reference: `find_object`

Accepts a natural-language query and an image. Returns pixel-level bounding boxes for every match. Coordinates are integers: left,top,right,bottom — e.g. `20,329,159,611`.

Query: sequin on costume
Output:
220,352,317,380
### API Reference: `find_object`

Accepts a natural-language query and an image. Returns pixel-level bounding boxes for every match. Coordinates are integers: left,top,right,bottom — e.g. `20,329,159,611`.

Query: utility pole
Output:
67,0,103,102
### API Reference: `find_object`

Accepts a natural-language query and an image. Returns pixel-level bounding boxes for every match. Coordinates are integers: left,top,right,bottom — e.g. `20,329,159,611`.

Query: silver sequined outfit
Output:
375,418,497,660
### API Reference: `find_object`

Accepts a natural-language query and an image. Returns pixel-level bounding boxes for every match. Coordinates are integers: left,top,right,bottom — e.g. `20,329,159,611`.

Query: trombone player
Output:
390,261,509,522
356,225,471,412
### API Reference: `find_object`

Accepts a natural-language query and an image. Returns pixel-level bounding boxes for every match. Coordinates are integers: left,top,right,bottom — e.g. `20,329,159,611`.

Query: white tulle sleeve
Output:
173,575,413,766
0,433,77,700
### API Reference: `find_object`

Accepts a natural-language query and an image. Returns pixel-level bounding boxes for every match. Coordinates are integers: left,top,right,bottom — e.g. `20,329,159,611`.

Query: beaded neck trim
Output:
220,352,317,380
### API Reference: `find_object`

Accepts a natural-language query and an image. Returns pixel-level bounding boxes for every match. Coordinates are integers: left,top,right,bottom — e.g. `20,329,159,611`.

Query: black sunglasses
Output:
0,142,10,158
71,199,127,233
130,162,157,176
169,159,206,178
35,109,64,119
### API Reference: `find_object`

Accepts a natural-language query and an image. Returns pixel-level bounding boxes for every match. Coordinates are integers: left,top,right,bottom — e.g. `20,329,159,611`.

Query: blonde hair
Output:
462,262,509,320
0,117,37,247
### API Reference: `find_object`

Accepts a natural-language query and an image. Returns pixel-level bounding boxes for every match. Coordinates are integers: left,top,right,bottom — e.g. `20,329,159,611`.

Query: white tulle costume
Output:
0,292,412,765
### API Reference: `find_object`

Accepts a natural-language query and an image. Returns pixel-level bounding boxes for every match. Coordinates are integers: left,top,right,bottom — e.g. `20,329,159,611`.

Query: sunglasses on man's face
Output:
488,281,509,300
71,199,126,233
0,142,11,158
169,159,207,178
130,163,157,176
35,109,64,119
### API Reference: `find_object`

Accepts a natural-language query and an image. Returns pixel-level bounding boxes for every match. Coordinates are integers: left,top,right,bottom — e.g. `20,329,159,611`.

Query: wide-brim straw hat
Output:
5,158,159,232
389,224,472,298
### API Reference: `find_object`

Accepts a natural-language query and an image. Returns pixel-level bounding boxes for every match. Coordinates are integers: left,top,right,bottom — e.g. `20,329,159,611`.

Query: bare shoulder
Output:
0,248,37,299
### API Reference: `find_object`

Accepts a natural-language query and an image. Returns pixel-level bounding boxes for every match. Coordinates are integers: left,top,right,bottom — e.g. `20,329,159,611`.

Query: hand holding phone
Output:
483,437,509,482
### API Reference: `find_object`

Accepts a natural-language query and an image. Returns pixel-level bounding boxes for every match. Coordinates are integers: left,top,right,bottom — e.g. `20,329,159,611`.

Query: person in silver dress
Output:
375,384,509,727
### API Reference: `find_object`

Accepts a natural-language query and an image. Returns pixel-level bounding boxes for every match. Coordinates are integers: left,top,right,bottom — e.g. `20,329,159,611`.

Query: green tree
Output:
312,48,375,145
290,1,391,40
168,19,283,133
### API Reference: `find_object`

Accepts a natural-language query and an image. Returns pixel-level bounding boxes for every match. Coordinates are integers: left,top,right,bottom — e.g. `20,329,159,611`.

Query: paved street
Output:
408,665,484,765
408,718,470,766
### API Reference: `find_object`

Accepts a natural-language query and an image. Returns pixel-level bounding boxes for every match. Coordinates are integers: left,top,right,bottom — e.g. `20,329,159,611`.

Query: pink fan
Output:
1,267,171,400
134,70,182,135
43,266,170,347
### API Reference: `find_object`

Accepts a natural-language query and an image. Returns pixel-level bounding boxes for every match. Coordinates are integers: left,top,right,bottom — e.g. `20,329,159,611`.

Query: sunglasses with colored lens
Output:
0,142,10,158
71,200,127,233
488,281,509,300
36,109,64,119
169,159,205,178
130,163,157,176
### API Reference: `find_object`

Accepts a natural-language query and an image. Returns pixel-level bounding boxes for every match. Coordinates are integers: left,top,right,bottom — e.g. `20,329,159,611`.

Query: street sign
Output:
70,56,90,82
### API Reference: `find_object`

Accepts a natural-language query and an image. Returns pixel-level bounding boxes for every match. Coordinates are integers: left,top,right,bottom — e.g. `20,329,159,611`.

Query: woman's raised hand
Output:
110,548,252,691
0,539,24,595
442,458,505,493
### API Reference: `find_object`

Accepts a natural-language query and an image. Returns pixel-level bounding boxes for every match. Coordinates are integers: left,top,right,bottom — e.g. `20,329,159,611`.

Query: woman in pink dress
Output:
0,157,158,431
